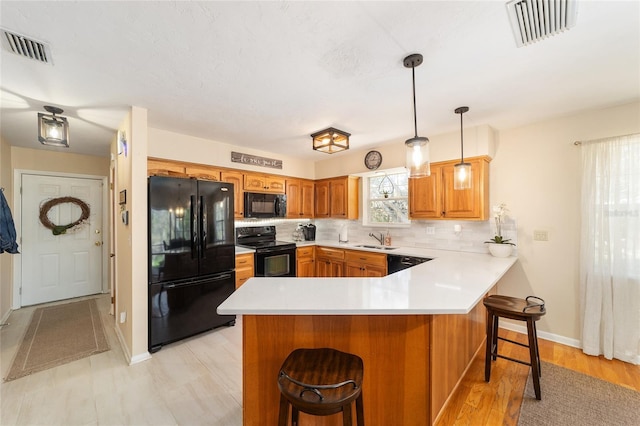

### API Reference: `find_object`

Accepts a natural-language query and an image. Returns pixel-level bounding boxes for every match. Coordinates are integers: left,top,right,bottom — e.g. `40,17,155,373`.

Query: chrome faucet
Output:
369,232,384,245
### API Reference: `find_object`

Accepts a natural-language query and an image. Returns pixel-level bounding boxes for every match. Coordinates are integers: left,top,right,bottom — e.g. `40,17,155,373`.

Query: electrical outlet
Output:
533,230,548,241
120,311,127,323
426,226,435,235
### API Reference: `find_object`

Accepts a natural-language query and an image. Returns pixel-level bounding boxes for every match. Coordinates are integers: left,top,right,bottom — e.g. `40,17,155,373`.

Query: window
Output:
363,171,409,226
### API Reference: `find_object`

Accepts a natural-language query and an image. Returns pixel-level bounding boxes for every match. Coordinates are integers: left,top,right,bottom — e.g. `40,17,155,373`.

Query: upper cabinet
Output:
409,156,490,220
315,176,359,219
220,171,245,219
286,178,315,218
244,173,286,194
147,159,187,177
185,165,221,181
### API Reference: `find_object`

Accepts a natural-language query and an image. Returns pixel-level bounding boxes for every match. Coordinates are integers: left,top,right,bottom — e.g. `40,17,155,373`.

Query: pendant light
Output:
454,106,472,190
403,54,430,177
38,105,69,147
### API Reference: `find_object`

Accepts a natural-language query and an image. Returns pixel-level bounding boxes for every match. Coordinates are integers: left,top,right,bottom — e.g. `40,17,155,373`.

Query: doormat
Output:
4,298,110,382
518,361,640,425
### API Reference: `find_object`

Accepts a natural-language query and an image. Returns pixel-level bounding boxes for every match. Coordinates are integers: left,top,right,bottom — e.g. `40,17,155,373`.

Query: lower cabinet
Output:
235,252,254,288
315,247,345,277
296,246,315,277
344,250,387,277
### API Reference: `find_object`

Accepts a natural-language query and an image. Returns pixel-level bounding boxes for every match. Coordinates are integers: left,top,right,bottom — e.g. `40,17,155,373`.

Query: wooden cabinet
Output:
286,179,315,218
244,173,286,193
221,171,245,219
185,165,221,181
235,252,255,288
147,159,187,177
296,246,315,277
315,246,344,277
344,250,387,277
409,156,490,220
314,176,359,219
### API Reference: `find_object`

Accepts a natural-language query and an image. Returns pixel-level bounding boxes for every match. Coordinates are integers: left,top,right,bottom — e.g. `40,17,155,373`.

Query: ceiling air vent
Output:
506,0,578,47
1,28,52,64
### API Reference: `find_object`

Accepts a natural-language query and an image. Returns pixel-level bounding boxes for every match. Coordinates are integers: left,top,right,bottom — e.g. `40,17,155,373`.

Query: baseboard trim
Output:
0,309,12,326
499,322,581,348
113,325,152,365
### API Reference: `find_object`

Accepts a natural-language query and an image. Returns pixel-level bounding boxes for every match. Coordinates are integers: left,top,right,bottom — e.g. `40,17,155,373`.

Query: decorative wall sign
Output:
231,151,283,169
39,196,90,235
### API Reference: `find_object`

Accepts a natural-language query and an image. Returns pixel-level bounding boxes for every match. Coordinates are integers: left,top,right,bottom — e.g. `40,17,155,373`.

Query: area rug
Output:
4,298,109,381
518,361,640,425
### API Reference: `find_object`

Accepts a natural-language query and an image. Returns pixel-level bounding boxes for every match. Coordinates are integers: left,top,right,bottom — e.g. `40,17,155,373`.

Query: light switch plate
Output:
533,230,548,241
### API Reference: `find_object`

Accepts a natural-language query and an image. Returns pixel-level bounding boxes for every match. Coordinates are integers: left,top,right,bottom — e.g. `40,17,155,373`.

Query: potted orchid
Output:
485,203,515,257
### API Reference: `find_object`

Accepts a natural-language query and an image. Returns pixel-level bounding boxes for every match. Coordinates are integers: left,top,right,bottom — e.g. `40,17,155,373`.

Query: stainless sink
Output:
353,245,398,251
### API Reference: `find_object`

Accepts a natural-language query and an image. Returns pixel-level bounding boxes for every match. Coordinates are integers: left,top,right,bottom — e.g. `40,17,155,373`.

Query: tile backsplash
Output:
235,217,517,254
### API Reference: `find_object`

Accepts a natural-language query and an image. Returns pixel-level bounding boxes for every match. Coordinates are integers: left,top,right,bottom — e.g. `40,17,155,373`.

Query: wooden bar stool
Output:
483,295,546,400
277,348,364,426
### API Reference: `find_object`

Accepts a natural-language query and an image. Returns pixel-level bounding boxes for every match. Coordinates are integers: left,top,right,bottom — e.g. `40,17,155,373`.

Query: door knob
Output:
95,241,103,246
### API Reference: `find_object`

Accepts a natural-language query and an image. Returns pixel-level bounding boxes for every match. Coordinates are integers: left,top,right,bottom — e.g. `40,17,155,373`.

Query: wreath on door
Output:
39,196,91,235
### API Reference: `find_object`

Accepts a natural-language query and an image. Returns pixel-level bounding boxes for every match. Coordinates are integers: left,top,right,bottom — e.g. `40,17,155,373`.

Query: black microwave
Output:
244,192,287,218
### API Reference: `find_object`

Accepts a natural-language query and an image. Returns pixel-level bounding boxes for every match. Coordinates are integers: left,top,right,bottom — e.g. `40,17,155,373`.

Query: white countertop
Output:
220,243,517,316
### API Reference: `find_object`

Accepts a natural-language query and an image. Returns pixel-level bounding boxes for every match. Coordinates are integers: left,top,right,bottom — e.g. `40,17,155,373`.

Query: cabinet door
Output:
300,180,315,218
221,171,244,218
147,159,187,177
441,158,489,220
185,166,221,181
315,181,330,218
330,178,347,218
364,265,386,277
266,176,286,193
244,174,267,192
345,263,365,277
315,257,332,277
286,179,302,218
409,169,442,219
296,247,315,277
330,260,344,277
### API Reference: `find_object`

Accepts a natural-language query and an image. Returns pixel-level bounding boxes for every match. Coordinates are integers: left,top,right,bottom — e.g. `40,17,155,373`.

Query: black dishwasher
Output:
387,254,432,274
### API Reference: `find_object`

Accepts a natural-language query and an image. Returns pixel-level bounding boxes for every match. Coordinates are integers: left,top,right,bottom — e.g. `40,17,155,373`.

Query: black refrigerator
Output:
148,176,236,352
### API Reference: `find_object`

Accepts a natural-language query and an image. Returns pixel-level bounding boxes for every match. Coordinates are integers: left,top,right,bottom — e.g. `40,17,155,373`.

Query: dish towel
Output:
0,190,19,254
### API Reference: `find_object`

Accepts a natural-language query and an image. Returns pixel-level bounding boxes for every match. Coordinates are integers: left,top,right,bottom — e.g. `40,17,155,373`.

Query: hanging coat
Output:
0,190,19,254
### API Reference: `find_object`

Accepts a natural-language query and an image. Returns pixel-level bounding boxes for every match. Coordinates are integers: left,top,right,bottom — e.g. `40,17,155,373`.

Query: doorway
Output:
15,171,108,307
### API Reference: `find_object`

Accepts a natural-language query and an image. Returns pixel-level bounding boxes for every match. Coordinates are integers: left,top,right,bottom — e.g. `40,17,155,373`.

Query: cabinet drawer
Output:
315,247,345,260
345,250,387,267
297,246,314,258
236,266,254,281
235,253,255,268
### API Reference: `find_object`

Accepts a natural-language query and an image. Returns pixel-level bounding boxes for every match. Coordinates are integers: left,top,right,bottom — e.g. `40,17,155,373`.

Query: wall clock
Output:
364,150,382,170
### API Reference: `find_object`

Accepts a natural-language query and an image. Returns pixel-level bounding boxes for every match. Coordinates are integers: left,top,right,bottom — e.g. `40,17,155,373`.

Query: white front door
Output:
21,174,104,306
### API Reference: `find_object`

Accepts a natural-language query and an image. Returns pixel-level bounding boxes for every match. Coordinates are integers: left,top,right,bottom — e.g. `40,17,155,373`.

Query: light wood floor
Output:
435,329,640,425
2,295,638,425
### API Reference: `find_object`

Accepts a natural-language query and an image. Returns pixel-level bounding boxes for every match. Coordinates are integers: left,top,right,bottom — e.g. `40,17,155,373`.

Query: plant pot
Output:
487,243,513,258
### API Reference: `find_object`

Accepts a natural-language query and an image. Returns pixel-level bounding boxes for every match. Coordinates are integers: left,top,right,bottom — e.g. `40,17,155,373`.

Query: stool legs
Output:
485,310,494,382
355,394,364,426
526,319,542,400
278,394,289,426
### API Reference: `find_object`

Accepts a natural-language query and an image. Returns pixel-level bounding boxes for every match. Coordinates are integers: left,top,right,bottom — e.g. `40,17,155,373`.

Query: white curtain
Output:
580,133,640,364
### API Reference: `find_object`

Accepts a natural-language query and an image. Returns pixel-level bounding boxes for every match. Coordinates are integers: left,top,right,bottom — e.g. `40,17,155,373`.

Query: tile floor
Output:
1,294,243,425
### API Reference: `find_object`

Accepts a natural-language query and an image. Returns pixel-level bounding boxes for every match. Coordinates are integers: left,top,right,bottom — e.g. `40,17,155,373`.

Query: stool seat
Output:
278,348,364,426
483,295,546,400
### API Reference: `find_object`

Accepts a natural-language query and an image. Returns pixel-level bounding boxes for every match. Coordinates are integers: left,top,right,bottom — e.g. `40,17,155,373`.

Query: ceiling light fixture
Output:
311,127,350,154
454,106,472,190
38,106,69,147
403,53,430,178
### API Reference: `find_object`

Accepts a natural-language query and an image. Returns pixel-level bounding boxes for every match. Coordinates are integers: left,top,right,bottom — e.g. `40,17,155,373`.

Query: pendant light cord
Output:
412,66,418,138
460,111,464,162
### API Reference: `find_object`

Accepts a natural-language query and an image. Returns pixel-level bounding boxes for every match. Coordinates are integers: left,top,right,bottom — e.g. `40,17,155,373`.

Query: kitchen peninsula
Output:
218,248,517,425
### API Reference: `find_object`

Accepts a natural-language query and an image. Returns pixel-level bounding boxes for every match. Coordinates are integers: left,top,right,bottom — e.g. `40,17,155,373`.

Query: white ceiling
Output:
1,1,638,161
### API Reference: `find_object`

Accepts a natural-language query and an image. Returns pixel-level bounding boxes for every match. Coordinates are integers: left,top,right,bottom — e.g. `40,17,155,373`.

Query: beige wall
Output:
115,106,149,362
493,101,640,341
0,137,13,321
0,146,109,321
148,128,316,179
